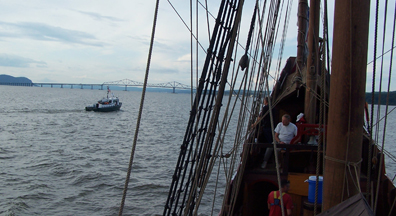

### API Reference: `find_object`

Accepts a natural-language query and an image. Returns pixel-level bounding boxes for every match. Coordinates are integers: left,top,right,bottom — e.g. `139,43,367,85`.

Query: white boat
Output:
85,87,122,112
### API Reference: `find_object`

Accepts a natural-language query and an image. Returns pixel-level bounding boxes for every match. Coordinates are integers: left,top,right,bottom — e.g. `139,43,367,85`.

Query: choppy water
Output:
0,86,218,216
1,85,396,216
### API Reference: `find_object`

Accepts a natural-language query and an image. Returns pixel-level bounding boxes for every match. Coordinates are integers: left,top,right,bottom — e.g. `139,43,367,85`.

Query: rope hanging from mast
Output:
118,0,161,215
313,2,328,213
367,0,380,204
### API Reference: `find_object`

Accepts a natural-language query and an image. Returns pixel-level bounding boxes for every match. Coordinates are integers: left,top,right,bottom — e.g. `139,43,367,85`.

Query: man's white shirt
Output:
274,122,297,144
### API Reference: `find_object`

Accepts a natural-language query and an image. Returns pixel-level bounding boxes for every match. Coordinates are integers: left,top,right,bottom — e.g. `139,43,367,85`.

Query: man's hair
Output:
282,114,291,120
281,179,290,187
264,97,269,104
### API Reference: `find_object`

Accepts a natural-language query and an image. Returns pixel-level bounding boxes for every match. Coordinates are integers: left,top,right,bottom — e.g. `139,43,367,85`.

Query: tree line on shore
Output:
365,91,396,105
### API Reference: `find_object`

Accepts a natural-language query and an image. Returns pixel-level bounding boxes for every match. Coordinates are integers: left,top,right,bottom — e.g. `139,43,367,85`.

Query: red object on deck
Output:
290,123,326,144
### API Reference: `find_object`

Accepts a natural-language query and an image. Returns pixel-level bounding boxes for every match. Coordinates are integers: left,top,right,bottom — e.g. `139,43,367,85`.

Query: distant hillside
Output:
365,91,396,105
0,74,32,83
1,74,394,105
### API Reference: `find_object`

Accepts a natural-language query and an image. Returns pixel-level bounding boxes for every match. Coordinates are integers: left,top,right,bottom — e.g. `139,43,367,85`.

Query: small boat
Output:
85,87,122,112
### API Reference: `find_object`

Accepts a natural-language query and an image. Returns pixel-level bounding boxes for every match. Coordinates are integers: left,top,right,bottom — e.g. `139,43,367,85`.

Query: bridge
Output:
0,79,193,93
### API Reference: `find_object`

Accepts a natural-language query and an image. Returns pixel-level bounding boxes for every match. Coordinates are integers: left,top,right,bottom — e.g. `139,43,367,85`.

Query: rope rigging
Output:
207,75,249,213
221,0,291,215
313,2,328,214
374,0,396,212
220,3,262,214
118,0,161,215
163,0,245,215
367,0,380,204
320,1,329,214
166,0,207,54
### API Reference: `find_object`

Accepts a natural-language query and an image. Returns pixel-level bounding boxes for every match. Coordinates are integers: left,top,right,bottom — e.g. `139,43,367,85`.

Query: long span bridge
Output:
0,79,193,93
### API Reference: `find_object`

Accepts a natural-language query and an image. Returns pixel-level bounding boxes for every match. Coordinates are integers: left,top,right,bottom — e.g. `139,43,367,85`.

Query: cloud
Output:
151,67,179,74
0,21,103,47
0,54,47,68
129,65,179,74
38,78,56,82
74,10,125,22
36,64,48,68
177,54,191,62
72,75,88,79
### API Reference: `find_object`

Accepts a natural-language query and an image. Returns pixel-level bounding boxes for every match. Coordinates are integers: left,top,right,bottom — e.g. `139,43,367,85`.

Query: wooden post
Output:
304,0,320,125
323,0,370,211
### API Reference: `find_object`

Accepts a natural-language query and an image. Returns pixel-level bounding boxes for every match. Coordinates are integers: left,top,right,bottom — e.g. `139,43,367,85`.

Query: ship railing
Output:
250,142,322,174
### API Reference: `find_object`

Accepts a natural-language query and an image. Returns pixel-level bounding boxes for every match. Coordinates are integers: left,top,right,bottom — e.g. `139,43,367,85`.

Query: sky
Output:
0,0,395,91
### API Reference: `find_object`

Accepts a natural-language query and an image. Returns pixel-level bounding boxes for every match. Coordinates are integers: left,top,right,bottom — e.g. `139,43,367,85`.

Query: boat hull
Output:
85,103,122,112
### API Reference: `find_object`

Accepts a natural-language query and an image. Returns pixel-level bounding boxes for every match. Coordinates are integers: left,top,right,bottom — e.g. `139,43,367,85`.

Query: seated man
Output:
274,114,298,144
261,114,297,168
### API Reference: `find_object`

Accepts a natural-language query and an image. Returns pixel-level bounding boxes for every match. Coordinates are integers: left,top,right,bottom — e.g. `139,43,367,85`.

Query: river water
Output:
0,85,395,216
0,86,194,215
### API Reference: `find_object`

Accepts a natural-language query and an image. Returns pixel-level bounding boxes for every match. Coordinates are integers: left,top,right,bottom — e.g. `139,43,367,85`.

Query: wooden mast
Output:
296,0,308,74
323,0,370,211
304,0,320,126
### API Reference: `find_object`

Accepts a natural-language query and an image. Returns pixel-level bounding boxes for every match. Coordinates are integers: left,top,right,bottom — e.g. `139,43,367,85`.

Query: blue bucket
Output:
307,176,323,203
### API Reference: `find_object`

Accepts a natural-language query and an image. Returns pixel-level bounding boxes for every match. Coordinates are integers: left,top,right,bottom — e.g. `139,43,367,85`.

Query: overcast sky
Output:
0,0,395,91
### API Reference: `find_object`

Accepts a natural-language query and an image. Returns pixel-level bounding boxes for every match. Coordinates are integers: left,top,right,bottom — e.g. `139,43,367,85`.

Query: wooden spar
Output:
304,0,320,125
323,0,370,211
296,0,308,74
